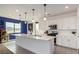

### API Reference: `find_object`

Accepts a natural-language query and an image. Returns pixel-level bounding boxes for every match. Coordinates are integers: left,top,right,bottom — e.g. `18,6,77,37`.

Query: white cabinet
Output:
69,38,77,48
61,37,69,47
16,34,54,54
57,31,77,49
62,36,77,49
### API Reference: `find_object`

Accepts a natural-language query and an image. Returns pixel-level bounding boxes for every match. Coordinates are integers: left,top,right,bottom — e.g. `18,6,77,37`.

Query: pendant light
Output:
24,12,27,19
43,4,47,21
24,12,27,24
32,8,35,22
19,14,21,19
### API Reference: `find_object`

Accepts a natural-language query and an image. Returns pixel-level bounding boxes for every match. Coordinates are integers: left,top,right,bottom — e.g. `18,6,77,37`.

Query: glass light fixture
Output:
32,8,35,22
19,14,21,19
24,12,27,19
32,19,34,22
43,4,47,21
44,17,46,21
16,9,19,13
65,6,69,9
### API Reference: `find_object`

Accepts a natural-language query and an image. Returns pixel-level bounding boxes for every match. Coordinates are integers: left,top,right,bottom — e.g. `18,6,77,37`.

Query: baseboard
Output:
56,44,78,50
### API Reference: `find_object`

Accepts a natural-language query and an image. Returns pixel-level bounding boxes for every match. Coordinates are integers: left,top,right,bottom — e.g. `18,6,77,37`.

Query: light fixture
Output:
32,8,35,22
43,4,47,21
16,9,19,12
25,21,27,24
19,14,21,17
65,6,69,9
44,17,46,21
24,12,27,19
32,20,34,22
19,14,21,19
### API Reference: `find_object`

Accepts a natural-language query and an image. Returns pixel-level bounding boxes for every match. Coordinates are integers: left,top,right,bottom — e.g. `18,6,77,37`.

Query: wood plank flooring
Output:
0,44,13,54
0,43,78,54
54,45,78,54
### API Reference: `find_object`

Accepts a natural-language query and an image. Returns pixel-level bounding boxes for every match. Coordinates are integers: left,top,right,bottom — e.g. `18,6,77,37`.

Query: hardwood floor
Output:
0,44,13,54
16,45,78,54
0,42,78,54
54,45,78,54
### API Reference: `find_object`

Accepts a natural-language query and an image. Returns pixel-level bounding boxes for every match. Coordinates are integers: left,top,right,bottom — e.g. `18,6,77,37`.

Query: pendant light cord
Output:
32,9,35,17
44,4,47,17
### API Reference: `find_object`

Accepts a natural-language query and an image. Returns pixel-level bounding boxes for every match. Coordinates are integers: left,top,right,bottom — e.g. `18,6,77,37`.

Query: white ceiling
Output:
0,4,78,21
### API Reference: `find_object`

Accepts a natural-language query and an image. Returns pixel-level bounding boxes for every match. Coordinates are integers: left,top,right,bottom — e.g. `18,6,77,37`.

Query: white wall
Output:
38,11,78,49
27,11,79,49
76,6,79,49
39,12,77,32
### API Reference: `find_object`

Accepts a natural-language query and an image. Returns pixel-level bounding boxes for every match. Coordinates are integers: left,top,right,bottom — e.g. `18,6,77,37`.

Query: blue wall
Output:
21,21,27,34
0,16,27,34
0,16,21,23
0,18,6,30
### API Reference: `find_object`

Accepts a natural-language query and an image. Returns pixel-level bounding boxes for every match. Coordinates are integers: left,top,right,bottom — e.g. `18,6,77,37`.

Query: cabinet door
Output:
61,36,77,49
68,36,77,49
57,35,69,47
61,36,69,47
57,35,62,45
66,34,77,49
57,31,77,49
57,31,69,46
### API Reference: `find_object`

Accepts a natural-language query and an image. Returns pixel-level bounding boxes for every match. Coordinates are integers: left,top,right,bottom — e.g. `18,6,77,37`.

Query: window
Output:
6,22,14,33
6,22,21,33
15,23,21,33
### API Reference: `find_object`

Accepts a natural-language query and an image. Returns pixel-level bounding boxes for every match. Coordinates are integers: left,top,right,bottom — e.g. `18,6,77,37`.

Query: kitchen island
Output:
15,34,54,54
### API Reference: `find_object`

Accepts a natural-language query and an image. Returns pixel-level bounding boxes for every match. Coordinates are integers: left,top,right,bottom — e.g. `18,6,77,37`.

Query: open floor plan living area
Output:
0,4,79,54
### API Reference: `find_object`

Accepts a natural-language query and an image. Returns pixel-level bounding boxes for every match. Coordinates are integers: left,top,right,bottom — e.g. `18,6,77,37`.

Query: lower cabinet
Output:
57,31,77,49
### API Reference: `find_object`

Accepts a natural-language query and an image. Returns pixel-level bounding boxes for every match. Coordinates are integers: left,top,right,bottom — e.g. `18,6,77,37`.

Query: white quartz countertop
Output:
16,34,54,54
13,34,54,41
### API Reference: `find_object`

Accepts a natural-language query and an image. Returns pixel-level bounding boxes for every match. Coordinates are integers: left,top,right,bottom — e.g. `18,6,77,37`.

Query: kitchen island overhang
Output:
15,34,55,54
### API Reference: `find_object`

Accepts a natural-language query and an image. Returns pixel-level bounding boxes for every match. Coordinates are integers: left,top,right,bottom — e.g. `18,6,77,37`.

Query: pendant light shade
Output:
44,4,46,6
44,17,46,21
19,14,21,19
32,8,35,22
43,4,47,21
24,12,27,15
24,12,27,19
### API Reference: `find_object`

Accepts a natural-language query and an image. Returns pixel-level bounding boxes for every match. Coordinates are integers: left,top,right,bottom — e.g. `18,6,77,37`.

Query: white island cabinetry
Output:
15,34,54,54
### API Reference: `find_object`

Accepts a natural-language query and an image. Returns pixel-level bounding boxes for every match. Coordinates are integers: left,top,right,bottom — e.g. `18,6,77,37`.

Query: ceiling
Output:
0,4,78,21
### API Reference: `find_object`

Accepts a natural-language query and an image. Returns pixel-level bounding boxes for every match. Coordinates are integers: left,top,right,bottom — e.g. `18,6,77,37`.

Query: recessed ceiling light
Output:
16,9,19,12
65,6,69,9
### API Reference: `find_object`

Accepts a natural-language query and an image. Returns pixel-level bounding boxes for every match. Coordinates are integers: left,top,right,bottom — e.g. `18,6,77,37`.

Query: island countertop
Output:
15,34,54,54
13,34,54,41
